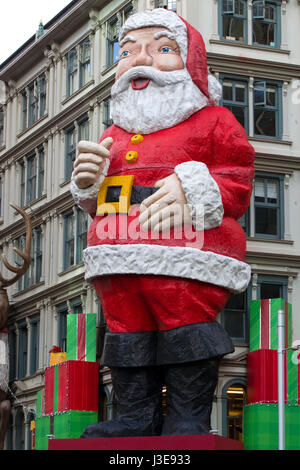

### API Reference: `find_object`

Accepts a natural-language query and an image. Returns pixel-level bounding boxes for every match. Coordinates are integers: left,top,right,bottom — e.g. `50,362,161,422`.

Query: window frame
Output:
221,283,252,344
15,227,43,291
253,79,282,139
154,0,177,11
254,172,284,240
62,207,88,271
256,274,288,300
20,73,47,131
29,315,40,376
66,36,92,97
219,0,248,44
64,114,89,182
219,75,249,134
252,0,281,49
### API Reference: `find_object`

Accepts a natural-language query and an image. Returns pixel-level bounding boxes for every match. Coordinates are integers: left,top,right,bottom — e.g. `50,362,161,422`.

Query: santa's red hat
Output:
119,8,221,104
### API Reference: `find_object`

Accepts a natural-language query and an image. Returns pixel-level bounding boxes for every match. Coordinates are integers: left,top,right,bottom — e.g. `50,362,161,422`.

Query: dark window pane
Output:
235,84,246,102
254,108,276,137
255,207,278,235
253,21,275,46
224,310,245,339
223,17,245,41
260,283,281,299
223,82,233,101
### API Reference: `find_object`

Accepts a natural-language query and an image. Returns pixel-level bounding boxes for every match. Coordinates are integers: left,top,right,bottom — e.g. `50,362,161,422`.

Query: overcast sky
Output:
0,0,74,64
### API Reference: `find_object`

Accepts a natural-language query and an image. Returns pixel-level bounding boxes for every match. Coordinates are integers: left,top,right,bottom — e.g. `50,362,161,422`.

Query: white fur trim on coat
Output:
83,244,250,294
70,159,110,214
174,161,224,231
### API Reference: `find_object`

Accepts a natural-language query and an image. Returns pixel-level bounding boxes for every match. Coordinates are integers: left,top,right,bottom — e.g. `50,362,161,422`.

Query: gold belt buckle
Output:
97,175,134,215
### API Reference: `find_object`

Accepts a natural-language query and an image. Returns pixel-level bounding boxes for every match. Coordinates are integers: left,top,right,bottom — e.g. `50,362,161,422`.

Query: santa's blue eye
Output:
121,51,130,58
161,47,172,53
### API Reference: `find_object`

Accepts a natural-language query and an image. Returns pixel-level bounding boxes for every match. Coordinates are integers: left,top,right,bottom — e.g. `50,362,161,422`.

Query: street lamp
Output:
277,309,300,451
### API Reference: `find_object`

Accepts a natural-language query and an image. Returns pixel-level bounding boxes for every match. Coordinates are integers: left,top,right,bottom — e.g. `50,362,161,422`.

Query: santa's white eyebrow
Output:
154,31,176,41
119,36,136,48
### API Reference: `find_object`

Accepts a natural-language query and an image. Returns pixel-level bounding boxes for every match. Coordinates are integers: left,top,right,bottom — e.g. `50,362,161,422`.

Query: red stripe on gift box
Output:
44,366,54,415
77,314,86,361
260,299,270,349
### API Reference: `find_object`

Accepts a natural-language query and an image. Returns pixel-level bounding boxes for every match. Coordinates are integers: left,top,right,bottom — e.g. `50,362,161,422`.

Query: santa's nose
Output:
133,47,153,67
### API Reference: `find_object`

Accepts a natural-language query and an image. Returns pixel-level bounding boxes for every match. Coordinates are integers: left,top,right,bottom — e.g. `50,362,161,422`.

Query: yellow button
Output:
126,151,138,163
131,134,144,144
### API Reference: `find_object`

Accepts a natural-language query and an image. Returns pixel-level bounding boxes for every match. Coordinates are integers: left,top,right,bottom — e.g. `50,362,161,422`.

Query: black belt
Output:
106,185,159,205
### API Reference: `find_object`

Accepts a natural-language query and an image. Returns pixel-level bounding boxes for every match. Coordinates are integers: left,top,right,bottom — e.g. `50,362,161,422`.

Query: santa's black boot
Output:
161,357,221,436
81,366,164,438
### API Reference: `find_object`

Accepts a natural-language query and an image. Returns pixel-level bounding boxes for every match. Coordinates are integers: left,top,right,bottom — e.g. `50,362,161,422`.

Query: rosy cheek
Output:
155,55,184,72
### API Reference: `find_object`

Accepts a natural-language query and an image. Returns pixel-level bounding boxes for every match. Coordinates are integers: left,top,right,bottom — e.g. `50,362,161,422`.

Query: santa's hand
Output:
73,138,113,189
138,173,192,233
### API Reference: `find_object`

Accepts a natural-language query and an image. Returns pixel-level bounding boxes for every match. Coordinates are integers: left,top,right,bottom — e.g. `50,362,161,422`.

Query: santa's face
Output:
116,27,184,84
111,26,208,134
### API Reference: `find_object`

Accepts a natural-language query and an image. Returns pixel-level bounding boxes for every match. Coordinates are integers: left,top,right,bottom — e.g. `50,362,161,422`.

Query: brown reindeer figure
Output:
0,203,31,450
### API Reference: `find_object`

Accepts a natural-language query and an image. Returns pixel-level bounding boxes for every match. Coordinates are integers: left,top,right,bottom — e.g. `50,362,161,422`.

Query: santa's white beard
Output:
111,66,209,134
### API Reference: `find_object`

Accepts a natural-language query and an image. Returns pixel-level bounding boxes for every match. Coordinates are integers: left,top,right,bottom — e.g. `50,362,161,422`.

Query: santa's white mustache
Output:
111,66,191,96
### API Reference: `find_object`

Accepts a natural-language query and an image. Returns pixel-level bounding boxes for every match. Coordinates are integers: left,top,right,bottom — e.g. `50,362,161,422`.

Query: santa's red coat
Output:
84,106,254,333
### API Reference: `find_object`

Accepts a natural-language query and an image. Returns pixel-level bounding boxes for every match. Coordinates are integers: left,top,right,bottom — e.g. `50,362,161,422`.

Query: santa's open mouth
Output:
131,78,151,90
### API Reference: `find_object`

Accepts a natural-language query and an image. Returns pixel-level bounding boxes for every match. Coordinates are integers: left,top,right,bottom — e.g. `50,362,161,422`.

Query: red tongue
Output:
132,78,150,90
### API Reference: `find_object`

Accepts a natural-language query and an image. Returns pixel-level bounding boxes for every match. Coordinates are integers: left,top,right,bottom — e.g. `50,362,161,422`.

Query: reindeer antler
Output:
0,203,32,289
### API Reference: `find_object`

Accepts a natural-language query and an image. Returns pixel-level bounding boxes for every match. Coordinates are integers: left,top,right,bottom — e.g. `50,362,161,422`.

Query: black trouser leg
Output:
161,357,221,436
81,366,164,438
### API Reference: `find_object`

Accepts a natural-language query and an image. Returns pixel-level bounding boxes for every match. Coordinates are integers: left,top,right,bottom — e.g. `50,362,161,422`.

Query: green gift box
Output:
67,313,97,362
36,389,45,418
243,403,300,450
34,411,98,450
249,298,292,352
53,410,98,439
35,415,51,451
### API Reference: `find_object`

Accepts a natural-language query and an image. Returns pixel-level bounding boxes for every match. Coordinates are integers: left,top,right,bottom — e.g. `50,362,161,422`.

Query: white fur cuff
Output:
174,161,224,231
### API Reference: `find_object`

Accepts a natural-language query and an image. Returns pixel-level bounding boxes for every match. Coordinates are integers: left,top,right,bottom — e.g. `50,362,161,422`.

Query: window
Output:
19,147,45,206
63,211,75,270
254,80,282,138
221,287,250,343
223,381,247,441
63,208,88,270
256,275,288,300
220,75,283,140
29,315,40,376
64,114,89,181
254,173,284,239
220,77,249,131
0,106,4,147
20,74,46,130
15,408,25,450
103,97,113,129
252,1,281,48
79,38,91,88
155,0,177,11
66,38,91,97
18,322,28,378
106,3,133,67
220,0,247,42
70,296,83,314
15,227,43,291
57,303,68,352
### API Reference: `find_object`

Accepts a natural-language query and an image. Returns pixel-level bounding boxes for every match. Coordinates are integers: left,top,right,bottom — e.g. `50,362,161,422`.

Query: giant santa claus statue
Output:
70,8,254,438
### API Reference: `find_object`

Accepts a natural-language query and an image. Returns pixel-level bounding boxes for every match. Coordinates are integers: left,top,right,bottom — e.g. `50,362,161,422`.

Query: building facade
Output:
0,0,300,449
